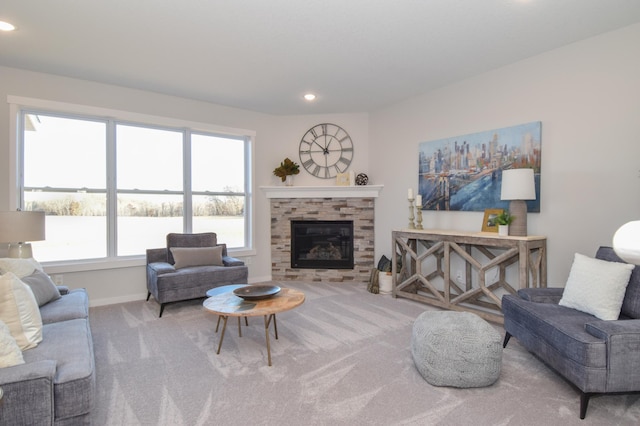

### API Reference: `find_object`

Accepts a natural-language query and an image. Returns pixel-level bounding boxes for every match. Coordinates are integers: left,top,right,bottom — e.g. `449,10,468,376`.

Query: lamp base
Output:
8,242,33,258
509,200,528,237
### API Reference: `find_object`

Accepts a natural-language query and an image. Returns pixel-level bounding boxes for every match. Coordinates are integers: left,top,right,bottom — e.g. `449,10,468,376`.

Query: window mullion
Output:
106,120,117,257
183,129,192,233
244,136,252,249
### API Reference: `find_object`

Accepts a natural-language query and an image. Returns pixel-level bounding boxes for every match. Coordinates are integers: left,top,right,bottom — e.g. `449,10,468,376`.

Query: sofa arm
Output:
148,262,176,275
223,256,245,267
585,319,640,392
0,360,56,425
146,248,168,264
516,287,564,304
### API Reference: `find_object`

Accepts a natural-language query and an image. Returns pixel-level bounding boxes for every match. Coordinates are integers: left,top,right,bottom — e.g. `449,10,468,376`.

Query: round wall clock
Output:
298,123,353,179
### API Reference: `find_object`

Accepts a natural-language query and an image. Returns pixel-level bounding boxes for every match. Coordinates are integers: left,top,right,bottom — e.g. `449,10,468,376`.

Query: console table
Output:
392,229,546,323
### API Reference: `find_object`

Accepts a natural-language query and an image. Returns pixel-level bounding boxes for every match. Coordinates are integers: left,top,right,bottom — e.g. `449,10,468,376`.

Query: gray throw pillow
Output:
21,270,62,307
170,246,224,269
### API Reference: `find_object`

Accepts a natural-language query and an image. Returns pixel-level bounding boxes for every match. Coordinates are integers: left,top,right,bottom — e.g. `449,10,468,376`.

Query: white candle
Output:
415,194,422,206
408,188,414,199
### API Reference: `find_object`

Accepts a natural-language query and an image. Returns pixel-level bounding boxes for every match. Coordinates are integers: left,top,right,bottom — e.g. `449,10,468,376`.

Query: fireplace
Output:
291,220,354,269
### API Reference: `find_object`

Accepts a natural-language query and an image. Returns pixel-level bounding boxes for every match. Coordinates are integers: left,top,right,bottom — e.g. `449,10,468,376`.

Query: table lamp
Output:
0,211,46,258
500,168,536,236
613,220,640,264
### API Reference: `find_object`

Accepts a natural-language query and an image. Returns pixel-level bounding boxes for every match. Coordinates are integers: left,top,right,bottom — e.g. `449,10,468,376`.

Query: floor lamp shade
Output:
613,221,640,265
501,169,536,236
0,211,46,258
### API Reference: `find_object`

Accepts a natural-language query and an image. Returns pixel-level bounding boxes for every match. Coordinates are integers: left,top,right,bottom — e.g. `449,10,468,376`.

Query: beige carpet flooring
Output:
89,281,640,425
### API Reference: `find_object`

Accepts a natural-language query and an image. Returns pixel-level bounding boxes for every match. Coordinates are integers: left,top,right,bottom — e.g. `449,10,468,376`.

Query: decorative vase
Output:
285,175,294,186
378,272,395,294
498,225,509,236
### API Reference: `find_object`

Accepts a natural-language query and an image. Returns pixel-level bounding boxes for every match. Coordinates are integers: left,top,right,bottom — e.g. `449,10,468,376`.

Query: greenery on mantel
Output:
273,157,300,182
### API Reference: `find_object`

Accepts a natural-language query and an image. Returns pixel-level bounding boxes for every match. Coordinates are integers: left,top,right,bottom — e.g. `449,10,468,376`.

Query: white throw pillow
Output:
0,272,43,350
559,253,634,320
0,319,25,368
170,246,224,269
0,257,44,278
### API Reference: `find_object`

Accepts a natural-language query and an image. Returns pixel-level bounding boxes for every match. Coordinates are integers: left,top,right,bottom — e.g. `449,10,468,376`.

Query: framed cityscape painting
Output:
418,122,541,212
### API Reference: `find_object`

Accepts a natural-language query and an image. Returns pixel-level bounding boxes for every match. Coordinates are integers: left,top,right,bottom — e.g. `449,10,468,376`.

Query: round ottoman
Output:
411,311,502,388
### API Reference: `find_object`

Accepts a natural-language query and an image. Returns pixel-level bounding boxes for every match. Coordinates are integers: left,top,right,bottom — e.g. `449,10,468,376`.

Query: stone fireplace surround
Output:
262,185,383,282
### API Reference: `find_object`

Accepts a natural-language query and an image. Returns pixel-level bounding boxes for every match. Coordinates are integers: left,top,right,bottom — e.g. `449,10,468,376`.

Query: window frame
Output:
9,96,255,272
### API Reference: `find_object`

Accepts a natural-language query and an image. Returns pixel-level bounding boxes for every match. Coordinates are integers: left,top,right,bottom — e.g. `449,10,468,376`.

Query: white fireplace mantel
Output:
260,185,383,199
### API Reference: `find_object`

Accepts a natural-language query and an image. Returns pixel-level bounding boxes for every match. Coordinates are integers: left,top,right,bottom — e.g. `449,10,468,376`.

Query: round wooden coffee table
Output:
203,286,305,366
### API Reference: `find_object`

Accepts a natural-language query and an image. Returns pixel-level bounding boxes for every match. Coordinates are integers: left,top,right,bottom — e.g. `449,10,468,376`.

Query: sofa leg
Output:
580,392,592,419
159,304,166,318
146,292,151,301
503,332,511,348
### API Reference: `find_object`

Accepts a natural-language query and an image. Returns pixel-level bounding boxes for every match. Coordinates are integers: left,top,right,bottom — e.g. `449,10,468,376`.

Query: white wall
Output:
370,23,640,285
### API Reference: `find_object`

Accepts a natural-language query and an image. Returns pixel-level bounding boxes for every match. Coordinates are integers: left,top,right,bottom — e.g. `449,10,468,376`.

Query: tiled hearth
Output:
262,186,383,282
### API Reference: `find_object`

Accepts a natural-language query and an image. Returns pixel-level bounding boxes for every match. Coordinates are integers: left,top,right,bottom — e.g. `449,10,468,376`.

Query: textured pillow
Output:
0,272,43,350
21,270,62,307
559,253,635,320
170,246,224,269
0,319,25,368
0,257,44,278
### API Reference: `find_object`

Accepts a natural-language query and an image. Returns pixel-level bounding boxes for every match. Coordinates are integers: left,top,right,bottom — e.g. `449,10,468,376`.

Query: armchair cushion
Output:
170,246,223,269
559,253,634,320
166,232,217,264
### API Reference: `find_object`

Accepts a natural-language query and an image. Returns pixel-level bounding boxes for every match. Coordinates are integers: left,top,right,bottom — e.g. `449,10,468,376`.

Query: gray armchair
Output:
146,233,248,317
502,246,640,419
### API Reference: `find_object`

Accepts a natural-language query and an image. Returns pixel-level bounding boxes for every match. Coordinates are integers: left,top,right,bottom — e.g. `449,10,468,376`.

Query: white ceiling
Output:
2,1,640,115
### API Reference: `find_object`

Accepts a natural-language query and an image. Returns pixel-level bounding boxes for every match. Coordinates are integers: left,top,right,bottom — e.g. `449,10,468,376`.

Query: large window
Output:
18,107,252,263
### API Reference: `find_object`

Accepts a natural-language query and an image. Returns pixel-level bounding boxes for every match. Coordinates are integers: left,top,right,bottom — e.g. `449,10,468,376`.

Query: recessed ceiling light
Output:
0,21,16,31
303,93,316,101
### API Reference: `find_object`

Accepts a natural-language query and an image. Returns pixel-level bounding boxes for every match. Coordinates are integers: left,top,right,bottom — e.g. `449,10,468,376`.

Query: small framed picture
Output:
481,208,504,232
336,173,350,186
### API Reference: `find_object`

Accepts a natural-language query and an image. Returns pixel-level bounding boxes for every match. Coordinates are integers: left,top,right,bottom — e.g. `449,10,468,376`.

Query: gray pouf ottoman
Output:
411,311,502,388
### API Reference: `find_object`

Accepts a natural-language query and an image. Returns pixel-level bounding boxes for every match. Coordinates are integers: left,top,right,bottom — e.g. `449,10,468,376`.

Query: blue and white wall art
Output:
418,122,541,212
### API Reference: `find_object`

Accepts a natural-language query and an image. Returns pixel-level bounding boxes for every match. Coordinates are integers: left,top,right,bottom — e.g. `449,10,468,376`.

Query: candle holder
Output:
408,197,415,229
415,206,423,230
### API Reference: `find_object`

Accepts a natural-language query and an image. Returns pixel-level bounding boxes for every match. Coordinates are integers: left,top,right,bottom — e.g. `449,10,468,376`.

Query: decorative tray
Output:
233,285,281,300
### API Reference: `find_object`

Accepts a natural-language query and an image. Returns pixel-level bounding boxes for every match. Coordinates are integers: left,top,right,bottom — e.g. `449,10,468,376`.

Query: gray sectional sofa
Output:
0,286,95,425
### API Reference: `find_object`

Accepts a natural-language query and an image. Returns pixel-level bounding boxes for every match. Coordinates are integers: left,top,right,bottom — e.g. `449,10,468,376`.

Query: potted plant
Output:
495,210,515,236
273,157,300,185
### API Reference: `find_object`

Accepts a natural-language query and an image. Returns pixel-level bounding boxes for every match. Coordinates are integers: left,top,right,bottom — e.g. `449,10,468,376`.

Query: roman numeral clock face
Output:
298,123,353,179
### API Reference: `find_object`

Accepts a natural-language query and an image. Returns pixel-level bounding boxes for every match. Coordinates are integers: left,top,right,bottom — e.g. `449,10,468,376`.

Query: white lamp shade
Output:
613,220,640,265
501,168,536,201
0,211,46,243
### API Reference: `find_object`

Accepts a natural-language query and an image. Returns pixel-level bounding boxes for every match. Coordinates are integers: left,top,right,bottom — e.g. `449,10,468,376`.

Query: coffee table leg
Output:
237,317,242,337
264,314,275,366
217,316,228,355
273,314,278,340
